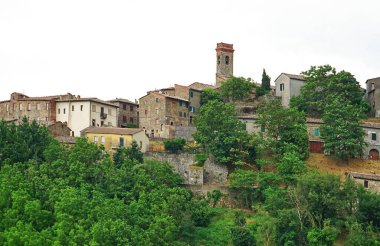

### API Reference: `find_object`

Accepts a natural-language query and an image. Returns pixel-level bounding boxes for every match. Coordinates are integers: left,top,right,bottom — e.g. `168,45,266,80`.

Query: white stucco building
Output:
56,97,118,137
275,73,305,107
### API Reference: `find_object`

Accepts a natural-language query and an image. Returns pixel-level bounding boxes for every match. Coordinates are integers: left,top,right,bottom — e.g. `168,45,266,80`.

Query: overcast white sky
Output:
1,0,379,102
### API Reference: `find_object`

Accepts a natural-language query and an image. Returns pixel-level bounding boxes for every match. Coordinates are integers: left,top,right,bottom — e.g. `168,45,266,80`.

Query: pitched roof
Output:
275,73,305,82
188,82,215,90
57,98,118,107
108,98,138,105
348,172,380,181
81,126,143,135
139,91,189,102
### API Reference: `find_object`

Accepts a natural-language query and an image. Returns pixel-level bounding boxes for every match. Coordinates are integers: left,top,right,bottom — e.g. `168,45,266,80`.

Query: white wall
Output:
89,102,118,128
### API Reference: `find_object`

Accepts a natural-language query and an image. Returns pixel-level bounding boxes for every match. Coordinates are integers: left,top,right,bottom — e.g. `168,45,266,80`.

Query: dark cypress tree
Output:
261,69,271,91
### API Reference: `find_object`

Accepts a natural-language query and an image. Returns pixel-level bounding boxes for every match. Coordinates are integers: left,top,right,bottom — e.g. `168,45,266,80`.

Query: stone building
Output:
0,92,74,125
274,73,305,107
108,98,139,127
348,172,380,194
215,42,234,87
56,97,118,137
365,77,380,117
139,82,213,139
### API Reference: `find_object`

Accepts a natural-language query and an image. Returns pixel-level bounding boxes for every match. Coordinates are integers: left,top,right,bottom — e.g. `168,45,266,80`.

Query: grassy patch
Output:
192,207,255,246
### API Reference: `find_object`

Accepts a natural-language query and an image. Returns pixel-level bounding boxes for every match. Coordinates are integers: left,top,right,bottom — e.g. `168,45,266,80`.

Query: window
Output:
314,128,319,136
217,55,220,64
155,98,159,103
123,116,127,122
371,132,377,141
280,84,284,91
123,104,127,110
184,112,186,117
119,137,124,147
190,116,193,124
27,103,31,111
37,104,41,110
80,105,83,111
364,180,369,188
92,119,96,126
225,56,229,65
145,110,148,115
179,112,183,117
58,108,61,114
101,136,105,144
161,124,163,131
94,136,98,143
63,108,66,114
72,105,74,111
101,121,104,126
92,105,96,112
189,91,193,98
130,105,133,111
170,121,174,126
19,103,22,111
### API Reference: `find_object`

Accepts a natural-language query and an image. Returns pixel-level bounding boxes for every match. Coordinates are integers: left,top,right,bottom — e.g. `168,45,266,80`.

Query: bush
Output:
191,200,212,227
194,153,208,166
163,138,186,153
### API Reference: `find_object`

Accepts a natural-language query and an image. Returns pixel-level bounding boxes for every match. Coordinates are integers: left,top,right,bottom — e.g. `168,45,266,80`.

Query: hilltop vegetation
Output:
0,119,213,245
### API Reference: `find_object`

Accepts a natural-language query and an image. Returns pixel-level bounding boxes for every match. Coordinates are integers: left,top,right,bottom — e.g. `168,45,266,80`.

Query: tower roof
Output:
216,42,234,53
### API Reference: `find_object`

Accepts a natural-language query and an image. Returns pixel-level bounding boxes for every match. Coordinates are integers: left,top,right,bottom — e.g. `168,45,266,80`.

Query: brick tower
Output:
215,42,234,87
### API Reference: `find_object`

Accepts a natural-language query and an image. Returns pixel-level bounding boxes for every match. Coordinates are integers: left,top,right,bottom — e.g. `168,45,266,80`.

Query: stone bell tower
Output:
215,42,234,87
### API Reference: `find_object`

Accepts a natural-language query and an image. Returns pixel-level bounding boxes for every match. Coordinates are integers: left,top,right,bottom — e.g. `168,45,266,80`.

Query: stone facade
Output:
175,126,197,141
275,73,305,107
0,92,74,125
366,77,380,117
215,43,234,87
145,152,228,185
48,121,72,137
139,82,213,139
348,172,380,194
108,98,139,127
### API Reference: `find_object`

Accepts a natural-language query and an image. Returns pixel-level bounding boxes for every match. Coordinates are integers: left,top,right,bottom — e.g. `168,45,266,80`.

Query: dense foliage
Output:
193,100,255,167
257,99,309,159
290,65,367,117
0,121,212,244
256,69,271,97
164,138,186,153
321,96,367,161
219,76,255,102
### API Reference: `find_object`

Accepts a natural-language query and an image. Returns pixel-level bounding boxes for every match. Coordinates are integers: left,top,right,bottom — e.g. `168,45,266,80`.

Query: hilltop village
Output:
1,43,380,158
1,43,380,245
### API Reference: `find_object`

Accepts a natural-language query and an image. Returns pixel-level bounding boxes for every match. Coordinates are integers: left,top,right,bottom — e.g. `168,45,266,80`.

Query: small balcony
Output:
100,113,107,119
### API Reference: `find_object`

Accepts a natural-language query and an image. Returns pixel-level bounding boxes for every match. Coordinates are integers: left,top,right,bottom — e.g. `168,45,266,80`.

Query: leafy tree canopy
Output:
194,100,255,167
257,99,309,159
321,96,366,161
290,65,367,117
219,76,255,102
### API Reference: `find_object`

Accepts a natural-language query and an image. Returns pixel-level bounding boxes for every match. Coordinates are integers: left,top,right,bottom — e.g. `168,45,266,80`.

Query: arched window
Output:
225,56,229,65
217,55,221,64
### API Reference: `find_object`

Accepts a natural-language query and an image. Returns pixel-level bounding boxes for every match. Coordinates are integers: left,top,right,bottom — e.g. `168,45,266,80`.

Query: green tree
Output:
321,96,366,161
290,65,366,117
219,76,254,101
257,99,309,159
276,150,306,185
194,100,253,167
163,138,186,154
200,87,222,106
229,169,257,208
256,69,271,97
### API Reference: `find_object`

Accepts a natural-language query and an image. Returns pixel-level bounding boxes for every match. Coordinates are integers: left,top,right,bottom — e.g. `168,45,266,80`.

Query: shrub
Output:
194,153,208,166
163,138,186,153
